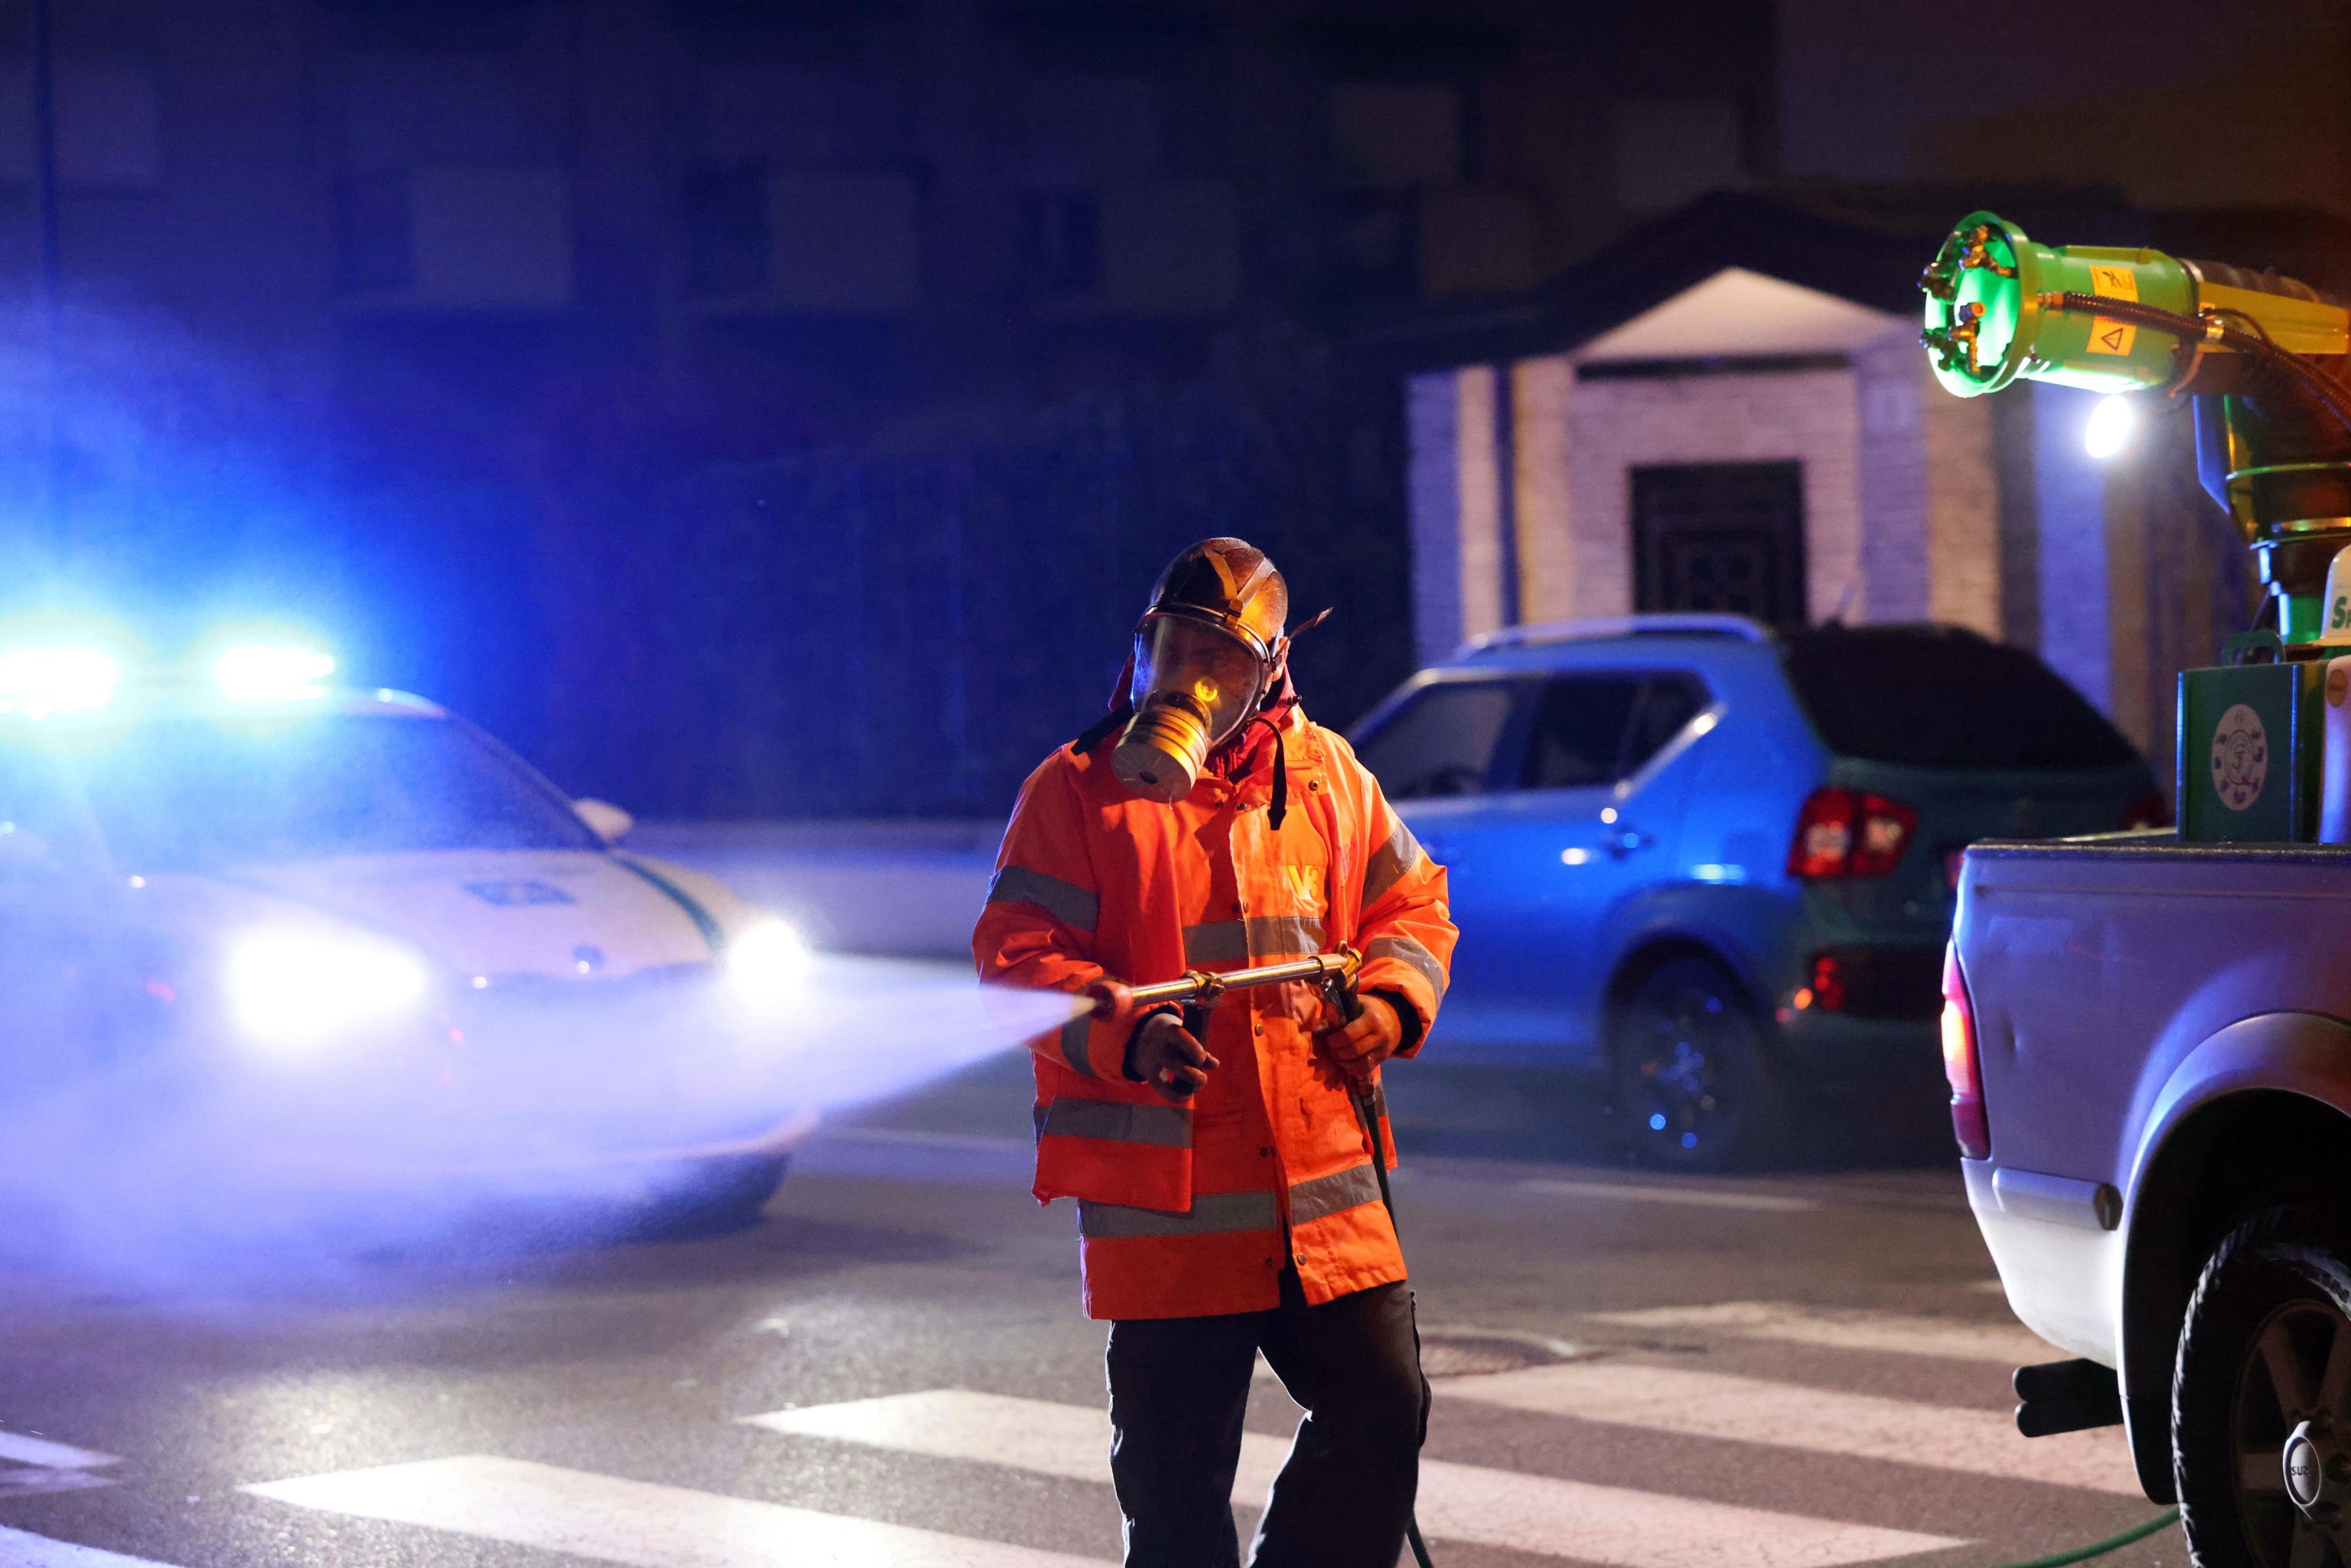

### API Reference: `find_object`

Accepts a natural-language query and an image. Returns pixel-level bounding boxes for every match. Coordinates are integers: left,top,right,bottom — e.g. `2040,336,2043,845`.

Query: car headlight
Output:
726,918,810,1009
227,930,429,1051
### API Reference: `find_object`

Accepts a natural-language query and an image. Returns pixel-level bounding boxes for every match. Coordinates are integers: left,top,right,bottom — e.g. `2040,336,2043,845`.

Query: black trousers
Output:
1105,1270,1430,1568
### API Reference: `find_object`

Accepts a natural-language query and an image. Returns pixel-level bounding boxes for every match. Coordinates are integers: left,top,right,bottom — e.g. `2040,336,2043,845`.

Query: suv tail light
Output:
1941,941,1989,1159
1787,787,1919,880
2122,791,2171,830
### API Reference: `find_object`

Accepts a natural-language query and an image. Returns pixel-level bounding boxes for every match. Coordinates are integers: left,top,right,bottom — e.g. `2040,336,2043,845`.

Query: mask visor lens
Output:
1134,618,1260,744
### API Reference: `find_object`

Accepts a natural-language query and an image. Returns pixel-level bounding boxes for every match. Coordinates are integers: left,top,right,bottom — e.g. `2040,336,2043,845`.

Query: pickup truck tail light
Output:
1941,941,1990,1159
1787,787,1918,880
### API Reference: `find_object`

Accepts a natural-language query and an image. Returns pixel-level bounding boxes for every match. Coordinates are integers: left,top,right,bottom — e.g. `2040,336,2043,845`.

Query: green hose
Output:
1984,1507,2179,1568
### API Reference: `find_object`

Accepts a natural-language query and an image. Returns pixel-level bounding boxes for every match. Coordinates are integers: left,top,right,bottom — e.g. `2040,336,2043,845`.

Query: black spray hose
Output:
2040,290,2351,435
1329,975,1437,1568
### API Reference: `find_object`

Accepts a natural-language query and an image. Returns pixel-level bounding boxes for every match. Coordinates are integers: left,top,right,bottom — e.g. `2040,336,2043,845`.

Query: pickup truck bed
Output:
1958,830,2351,1520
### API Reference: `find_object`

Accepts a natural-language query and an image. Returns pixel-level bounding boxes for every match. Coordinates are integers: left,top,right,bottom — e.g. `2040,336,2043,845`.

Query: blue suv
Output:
1348,615,2160,1167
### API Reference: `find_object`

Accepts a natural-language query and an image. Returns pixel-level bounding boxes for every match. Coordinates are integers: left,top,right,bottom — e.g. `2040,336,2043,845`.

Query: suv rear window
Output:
1355,680,1515,800
1782,627,2138,771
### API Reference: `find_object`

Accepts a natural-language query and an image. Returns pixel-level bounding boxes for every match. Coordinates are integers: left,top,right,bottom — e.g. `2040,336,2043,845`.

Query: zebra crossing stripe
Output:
1583,1300,2059,1364
746,1388,1962,1567
0,1433,119,1471
0,1429,122,1500
0,1525,178,1566
1444,1361,2141,1495
1519,1178,1821,1213
240,1454,1110,1567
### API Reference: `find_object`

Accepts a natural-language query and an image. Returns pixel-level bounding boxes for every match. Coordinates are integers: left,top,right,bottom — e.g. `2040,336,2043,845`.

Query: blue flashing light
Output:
214,644,336,701
1681,1133,1697,1149
0,644,121,716
1648,1113,1667,1131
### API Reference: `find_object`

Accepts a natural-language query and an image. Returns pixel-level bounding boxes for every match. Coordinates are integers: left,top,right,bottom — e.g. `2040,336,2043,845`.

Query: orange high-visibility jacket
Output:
973,703,1455,1320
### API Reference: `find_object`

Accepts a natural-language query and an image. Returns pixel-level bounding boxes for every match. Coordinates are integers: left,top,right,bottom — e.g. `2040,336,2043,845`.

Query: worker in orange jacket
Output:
973,537,1456,1567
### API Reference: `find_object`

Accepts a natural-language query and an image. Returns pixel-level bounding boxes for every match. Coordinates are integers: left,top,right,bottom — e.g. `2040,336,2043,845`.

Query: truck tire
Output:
2174,1208,2351,1567
1607,954,1783,1171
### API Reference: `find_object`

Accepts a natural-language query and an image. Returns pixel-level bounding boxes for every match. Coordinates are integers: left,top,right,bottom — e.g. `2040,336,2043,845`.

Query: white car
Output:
0,643,817,1241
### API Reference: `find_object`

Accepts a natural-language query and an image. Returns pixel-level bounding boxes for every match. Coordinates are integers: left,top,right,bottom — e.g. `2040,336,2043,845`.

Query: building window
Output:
0,55,162,187
1611,97,1747,215
681,158,771,298
1328,81,1461,189
1630,461,1808,628
1019,189,1101,302
335,168,575,310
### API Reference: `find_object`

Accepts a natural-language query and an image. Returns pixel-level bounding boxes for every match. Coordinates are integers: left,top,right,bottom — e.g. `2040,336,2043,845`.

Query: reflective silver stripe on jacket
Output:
1362,818,1426,908
1288,1162,1384,1225
1033,1097,1192,1148
1180,914,1328,967
1056,1015,1094,1078
1365,934,1446,1002
987,865,1099,934
1078,1189,1280,1239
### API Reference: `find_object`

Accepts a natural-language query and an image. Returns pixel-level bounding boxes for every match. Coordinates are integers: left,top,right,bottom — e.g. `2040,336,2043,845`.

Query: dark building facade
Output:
0,0,1785,814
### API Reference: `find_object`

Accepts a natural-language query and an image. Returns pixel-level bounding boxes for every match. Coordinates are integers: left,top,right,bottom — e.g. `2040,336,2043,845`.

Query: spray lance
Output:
1084,948,1441,1568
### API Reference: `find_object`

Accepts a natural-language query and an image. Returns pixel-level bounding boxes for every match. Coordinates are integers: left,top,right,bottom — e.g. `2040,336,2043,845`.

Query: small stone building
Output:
1390,191,2350,794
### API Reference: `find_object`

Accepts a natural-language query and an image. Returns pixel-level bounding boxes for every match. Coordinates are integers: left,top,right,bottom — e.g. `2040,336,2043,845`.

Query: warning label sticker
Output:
2089,265,2141,301
2085,266,2141,355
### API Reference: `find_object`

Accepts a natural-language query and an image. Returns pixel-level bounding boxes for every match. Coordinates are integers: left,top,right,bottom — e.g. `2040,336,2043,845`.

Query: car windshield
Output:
0,712,599,870
1781,627,2139,771
1353,680,1518,800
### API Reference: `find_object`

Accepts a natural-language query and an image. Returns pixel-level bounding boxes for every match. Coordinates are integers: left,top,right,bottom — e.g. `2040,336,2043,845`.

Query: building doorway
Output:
1630,461,1808,628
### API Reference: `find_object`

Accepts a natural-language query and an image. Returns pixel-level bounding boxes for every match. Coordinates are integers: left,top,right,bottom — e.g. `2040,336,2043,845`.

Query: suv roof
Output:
1455,614,1771,662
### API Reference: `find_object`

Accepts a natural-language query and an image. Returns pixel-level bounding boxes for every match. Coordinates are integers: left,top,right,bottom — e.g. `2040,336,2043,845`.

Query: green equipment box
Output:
2179,661,2324,843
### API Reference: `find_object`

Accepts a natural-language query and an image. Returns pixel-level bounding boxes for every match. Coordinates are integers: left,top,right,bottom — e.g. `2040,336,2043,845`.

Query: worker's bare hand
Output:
1319,993,1403,1081
1128,1012,1218,1102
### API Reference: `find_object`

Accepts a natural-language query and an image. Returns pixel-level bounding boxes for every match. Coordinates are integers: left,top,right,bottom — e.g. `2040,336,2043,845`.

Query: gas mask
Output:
1112,618,1273,802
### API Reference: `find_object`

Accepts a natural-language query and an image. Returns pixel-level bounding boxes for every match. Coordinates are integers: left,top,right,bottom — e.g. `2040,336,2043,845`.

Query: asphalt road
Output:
0,830,2184,1567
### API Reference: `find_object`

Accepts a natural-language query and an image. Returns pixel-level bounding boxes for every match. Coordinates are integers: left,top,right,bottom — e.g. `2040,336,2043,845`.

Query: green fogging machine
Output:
1921,212,2351,843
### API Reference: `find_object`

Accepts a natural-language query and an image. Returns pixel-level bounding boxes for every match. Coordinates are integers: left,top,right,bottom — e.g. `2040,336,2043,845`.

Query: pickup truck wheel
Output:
1607,955,1781,1171
2175,1209,2351,1568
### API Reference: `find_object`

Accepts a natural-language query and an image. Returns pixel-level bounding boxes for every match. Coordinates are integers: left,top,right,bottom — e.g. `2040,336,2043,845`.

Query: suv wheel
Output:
1607,954,1781,1170
2176,1208,2351,1567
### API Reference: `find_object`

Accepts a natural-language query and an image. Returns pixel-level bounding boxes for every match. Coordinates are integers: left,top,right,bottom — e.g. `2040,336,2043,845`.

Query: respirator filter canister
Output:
1111,616,1268,803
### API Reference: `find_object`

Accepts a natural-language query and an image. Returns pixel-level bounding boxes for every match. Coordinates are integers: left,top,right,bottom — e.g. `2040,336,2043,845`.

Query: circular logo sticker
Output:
2211,703,2268,812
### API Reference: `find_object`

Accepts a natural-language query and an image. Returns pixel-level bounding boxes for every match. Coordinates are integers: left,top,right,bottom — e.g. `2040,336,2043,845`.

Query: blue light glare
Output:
0,644,120,715
1648,1113,1667,1131
1681,1133,1698,1149
214,643,336,701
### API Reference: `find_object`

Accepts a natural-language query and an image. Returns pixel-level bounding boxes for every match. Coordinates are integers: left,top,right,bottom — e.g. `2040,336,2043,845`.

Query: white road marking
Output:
0,1433,119,1470
748,1387,1962,1568
1519,1179,1821,1213
0,1432,122,1500
1585,1300,2059,1364
1445,1361,2140,1495
243,1454,1109,1567
0,1524,178,1566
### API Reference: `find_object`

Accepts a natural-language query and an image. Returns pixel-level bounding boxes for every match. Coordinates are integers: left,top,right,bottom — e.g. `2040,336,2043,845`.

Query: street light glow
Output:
2085,394,2139,460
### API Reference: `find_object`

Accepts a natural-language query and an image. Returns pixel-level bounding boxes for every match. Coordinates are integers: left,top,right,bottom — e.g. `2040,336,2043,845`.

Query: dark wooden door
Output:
1630,461,1808,628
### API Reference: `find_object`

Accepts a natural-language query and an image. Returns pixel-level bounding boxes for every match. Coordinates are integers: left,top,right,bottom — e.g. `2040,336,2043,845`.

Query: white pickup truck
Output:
1952,832,2351,1566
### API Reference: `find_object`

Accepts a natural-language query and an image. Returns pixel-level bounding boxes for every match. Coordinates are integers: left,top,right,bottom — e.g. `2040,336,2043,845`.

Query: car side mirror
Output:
573,797,634,845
